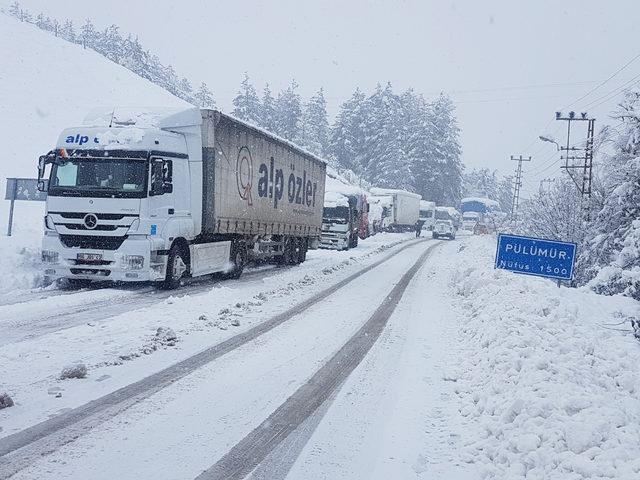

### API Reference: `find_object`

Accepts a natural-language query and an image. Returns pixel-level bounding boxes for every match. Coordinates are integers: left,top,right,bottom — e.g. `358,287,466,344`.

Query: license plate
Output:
77,253,102,262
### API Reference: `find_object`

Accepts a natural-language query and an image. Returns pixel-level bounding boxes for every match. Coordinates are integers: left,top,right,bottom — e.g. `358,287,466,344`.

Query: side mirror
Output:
37,179,49,192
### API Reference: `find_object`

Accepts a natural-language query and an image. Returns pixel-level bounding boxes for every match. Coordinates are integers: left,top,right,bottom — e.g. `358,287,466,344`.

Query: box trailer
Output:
37,107,326,288
369,188,421,232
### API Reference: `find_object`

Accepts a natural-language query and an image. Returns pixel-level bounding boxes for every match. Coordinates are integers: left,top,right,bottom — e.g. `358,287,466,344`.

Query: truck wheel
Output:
432,233,439,239
298,238,308,263
227,243,246,279
283,237,296,265
162,244,187,290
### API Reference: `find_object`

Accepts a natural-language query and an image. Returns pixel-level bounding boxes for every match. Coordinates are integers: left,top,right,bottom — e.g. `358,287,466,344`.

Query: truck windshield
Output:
323,206,350,222
48,158,148,198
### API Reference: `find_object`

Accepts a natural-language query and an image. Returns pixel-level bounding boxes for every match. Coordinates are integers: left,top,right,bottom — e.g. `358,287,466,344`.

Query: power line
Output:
561,51,640,111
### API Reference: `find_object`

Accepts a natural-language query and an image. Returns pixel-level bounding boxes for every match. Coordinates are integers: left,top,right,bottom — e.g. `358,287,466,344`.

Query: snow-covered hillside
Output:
0,13,186,292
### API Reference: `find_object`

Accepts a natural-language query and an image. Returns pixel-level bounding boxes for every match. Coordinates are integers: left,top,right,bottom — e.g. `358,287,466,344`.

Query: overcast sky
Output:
13,0,640,196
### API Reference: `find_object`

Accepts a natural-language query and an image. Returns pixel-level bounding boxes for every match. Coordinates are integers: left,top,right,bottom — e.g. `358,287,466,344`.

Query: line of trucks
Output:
36,107,456,289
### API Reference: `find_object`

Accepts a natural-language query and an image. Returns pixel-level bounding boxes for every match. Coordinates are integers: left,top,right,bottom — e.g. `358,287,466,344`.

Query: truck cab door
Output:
148,157,174,236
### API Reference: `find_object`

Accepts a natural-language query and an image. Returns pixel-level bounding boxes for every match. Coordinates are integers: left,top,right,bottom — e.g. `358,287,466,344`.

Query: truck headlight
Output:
41,250,59,263
121,255,144,270
44,215,55,230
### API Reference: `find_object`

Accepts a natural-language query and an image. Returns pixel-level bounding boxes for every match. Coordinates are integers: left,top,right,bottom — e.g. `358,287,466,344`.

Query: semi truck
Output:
460,197,500,231
37,107,326,289
369,188,421,232
419,200,436,231
319,192,362,250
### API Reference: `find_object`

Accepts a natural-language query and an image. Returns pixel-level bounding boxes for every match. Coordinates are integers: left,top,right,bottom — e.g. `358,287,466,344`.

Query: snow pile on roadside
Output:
449,237,640,480
0,232,44,295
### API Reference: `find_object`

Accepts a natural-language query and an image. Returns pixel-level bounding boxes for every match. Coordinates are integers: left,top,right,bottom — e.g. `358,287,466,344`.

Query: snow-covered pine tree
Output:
577,91,640,297
51,19,60,37
401,89,438,199
9,2,20,17
232,73,262,126
195,82,216,108
98,25,123,63
274,80,303,142
428,94,463,205
362,83,413,190
301,88,329,156
329,87,367,173
462,168,501,199
178,77,194,101
261,83,276,133
62,20,76,43
80,19,99,50
120,35,146,76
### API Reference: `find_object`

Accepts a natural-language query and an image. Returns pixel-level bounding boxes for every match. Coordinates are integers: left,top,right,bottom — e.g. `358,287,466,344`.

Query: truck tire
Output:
432,232,439,239
162,244,187,290
283,237,296,265
298,238,308,263
226,242,246,279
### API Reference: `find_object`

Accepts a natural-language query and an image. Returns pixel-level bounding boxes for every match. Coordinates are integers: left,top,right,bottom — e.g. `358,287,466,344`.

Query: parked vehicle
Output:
473,223,490,235
369,188,421,232
462,211,481,231
435,206,461,230
432,219,456,240
37,107,326,288
419,200,436,231
320,192,362,250
368,195,393,233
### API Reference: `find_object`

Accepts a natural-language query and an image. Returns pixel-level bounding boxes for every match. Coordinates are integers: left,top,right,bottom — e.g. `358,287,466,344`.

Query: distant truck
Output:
368,195,392,233
419,200,436,231
369,188,421,232
320,192,365,250
460,197,500,231
37,107,326,288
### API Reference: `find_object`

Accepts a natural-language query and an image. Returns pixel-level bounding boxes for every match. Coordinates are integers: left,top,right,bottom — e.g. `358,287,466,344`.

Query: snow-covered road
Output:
1,237,441,479
3,234,640,480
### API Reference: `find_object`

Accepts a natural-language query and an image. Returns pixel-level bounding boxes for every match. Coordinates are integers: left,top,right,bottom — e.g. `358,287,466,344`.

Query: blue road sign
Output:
495,233,577,281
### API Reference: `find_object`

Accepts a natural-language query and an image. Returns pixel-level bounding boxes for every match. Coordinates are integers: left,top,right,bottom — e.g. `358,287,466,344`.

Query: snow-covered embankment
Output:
449,236,640,479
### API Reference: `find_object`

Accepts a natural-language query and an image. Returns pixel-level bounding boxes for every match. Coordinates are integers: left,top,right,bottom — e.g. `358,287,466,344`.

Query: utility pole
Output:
554,111,595,199
510,155,532,223
539,178,555,194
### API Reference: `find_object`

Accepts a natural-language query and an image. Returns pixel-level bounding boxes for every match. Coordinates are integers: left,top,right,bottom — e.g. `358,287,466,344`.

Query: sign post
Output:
495,233,577,282
4,178,47,236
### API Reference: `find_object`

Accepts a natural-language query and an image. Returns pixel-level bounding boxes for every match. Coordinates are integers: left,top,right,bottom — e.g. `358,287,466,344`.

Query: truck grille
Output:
62,224,119,231
54,212,135,221
59,235,127,250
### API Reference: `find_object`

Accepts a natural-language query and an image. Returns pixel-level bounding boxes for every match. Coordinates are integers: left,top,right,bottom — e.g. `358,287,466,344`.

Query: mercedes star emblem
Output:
83,213,98,230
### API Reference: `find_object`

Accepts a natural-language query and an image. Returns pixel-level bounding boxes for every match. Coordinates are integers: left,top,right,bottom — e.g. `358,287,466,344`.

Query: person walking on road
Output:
415,220,425,237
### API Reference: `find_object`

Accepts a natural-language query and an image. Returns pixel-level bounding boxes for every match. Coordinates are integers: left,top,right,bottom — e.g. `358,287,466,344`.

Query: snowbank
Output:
447,237,640,479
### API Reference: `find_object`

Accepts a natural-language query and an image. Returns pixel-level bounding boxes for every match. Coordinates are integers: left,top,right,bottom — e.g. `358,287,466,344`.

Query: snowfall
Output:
2,10,640,480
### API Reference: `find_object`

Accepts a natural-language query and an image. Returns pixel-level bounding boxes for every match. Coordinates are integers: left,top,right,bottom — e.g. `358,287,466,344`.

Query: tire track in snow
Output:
0,238,427,479
194,241,443,480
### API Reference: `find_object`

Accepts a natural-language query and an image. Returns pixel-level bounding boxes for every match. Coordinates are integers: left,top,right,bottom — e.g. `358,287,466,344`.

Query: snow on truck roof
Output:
370,187,421,199
461,197,500,207
82,107,328,166
325,166,367,197
324,191,350,208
